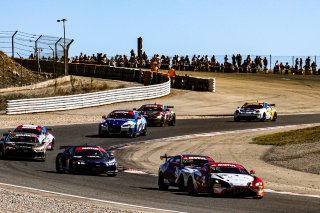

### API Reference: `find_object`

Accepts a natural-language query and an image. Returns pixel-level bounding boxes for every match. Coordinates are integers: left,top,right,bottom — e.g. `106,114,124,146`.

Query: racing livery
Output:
137,104,176,127
0,133,47,161
99,110,147,137
13,125,55,150
234,102,277,122
158,154,214,191
186,162,264,198
56,145,118,176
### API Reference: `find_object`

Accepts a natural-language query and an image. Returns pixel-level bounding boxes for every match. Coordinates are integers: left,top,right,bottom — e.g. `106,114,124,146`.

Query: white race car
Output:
186,162,264,198
234,102,277,122
13,125,55,150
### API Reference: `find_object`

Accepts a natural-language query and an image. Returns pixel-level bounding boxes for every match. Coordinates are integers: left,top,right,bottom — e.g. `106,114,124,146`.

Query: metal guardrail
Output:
6,80,170,115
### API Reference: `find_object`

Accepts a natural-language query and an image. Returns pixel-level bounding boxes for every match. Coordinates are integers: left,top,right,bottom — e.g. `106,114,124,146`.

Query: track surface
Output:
0,114,320,212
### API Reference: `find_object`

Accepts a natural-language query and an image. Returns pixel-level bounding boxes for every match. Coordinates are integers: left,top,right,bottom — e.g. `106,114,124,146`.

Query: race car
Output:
13,125,55,150
186,162,264,198
0,132,47,161
158,154,214,191
98,110,147,137
137,104,176,127
56,145,118,176
234,101,277,122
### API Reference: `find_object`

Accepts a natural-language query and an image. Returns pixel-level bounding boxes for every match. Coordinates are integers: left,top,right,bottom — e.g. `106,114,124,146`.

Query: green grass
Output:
251,126,320,146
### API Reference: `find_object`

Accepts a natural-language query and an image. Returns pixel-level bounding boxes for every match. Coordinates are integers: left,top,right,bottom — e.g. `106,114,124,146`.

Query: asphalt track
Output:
0,114,320,212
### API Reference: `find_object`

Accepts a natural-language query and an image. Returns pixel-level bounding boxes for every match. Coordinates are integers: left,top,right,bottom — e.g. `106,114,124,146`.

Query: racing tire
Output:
271,112,277,121
253,196,263,199
69,160,76,174
49,139,55,151
98,126,104,137
169,116,176,126
187,177,197,195
207,181,215,197
107,173,117,177
39,152,46,162
56,157,64,173
0,145,5,160
140,125,147,136
159,118,165,127
260,113,266,122
158,172,169,191
130,126,137,138
178,176,185,192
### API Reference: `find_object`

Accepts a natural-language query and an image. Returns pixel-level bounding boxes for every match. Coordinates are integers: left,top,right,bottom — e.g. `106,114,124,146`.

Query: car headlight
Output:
255,182,263,186
33,146,44,152
122,124,134,128
100,123,108,127
77,160,86,165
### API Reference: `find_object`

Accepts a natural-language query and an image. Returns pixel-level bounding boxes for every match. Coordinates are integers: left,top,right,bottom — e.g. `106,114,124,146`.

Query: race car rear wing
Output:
166,106,174,108
160,154,173,162
270,104,276,107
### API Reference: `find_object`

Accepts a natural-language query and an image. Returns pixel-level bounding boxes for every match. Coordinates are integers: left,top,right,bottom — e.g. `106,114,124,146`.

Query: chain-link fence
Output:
0,31,73,60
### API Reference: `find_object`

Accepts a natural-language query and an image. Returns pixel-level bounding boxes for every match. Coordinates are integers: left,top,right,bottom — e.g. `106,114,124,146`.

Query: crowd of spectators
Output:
30,50,319,75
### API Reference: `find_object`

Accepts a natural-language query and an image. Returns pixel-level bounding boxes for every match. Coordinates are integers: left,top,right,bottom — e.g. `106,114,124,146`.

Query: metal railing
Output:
6,80,171,115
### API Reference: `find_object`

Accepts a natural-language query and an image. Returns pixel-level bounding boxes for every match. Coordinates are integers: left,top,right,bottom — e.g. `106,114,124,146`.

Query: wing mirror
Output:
166,108,170,111
200,167,207,172
250,170,255,175
137,116,141,119
102,115,106,119
170,162,180,167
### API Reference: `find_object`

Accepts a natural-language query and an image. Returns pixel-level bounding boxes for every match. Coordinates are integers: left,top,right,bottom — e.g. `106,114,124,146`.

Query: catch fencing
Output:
6,79,170,115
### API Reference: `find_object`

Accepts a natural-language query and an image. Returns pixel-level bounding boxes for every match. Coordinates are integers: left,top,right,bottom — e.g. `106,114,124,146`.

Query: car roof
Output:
74,145,106,151
141,104,163,107
16,124,43,130
9,133,38,138
180,154,214,160
111,110,136,114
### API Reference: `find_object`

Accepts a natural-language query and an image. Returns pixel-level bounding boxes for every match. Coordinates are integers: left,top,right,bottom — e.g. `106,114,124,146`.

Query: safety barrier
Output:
6,80,170,115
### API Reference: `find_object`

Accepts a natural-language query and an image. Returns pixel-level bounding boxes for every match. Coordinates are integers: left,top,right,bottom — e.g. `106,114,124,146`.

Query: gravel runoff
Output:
0,185,152,213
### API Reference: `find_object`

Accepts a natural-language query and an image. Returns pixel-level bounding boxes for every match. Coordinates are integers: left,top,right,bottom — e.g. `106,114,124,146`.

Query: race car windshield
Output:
140,107,162,112
242,104,263,109
108,113,135,119
182,159,209,167
210,167,249,174
9,136,39,144
74,149,107,158
14,128,41,135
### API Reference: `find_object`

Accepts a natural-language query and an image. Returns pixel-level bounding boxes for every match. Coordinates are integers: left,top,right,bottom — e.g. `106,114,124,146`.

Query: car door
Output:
164,156,181,183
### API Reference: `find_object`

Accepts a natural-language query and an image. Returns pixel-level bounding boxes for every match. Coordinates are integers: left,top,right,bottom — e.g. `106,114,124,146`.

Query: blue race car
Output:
56,145,118,176
98,110,147,137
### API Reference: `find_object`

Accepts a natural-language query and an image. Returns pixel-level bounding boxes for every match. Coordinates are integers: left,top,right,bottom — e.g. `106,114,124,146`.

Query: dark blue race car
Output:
98,110,147,137
55,145,118,176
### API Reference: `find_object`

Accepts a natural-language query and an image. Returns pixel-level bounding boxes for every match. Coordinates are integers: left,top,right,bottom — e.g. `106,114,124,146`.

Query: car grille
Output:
108,126,121,134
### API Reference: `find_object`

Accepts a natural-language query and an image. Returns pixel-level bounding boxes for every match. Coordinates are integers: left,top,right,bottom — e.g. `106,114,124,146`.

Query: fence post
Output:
11,31,18,58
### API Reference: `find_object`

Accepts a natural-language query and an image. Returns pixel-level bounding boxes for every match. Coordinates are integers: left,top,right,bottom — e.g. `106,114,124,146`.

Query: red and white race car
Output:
186,162,264,198
12,125,55,150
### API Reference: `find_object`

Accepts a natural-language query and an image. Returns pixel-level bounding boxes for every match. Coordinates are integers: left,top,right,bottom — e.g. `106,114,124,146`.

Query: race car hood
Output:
102,119,135,126
182,166,201,173
238,108,259,113
211,173,254,187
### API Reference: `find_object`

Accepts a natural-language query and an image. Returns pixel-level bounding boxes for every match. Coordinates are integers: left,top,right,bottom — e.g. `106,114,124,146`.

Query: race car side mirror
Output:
102,115,106,119
250,170,255,174
171,162,179,167
200,168,207,172
137,116,141,119
166,108,170,111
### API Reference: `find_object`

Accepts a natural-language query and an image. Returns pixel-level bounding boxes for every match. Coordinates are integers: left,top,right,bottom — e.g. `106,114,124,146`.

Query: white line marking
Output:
0,182,185,213
264,189,320,198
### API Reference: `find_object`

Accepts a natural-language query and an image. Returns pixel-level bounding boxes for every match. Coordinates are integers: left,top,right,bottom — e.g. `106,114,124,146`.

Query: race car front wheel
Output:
0,146,5,159
271,112,277,121
178,176,185,192
261,113,266,122
169,116,176,126
158,172,168,190
56,157,64,173
187,177,197,195
140,125,147,136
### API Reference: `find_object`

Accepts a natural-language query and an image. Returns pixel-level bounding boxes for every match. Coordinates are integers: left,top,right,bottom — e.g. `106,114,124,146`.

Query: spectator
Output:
263,57,268,70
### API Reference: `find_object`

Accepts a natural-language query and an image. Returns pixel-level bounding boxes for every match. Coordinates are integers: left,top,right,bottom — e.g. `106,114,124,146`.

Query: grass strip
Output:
251,126,320,146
